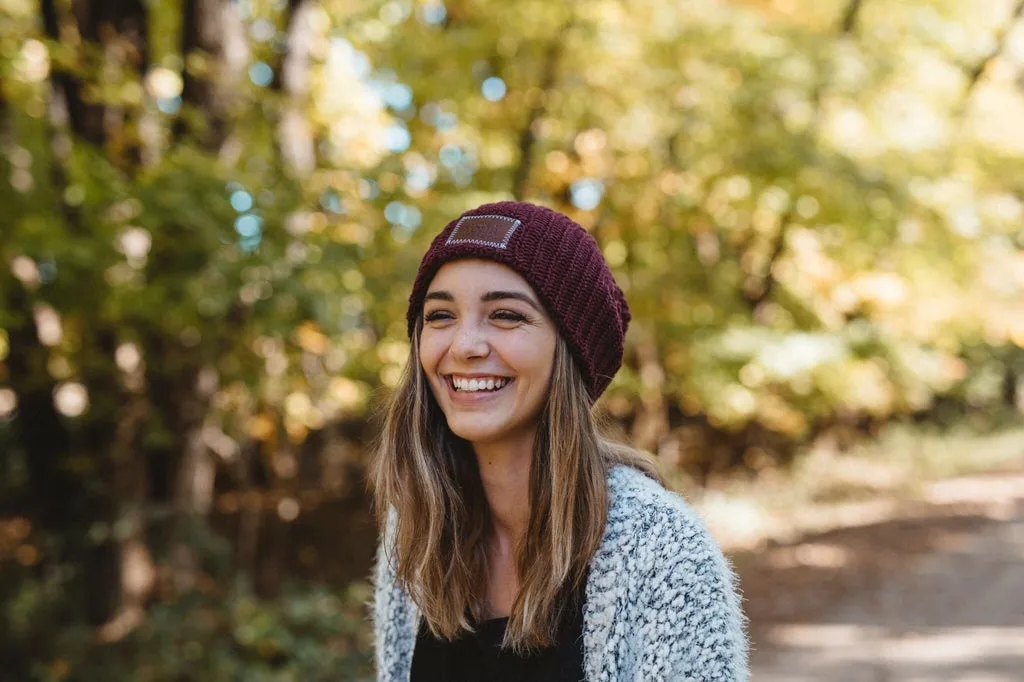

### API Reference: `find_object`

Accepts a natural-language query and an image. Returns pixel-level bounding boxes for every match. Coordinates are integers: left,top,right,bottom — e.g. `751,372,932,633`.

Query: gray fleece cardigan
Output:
372,464,749,681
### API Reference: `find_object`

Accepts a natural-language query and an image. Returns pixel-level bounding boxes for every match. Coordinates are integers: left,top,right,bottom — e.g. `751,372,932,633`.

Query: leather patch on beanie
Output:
445,214,521,249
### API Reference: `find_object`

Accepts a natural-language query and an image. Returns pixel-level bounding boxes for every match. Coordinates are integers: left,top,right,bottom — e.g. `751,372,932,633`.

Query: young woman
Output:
370,201,748,681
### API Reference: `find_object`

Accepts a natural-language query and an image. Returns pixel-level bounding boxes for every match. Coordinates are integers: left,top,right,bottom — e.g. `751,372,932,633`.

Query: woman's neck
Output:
473,433,533,549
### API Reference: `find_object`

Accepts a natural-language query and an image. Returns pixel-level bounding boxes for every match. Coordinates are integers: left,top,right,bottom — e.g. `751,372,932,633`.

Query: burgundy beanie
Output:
406,201,631,400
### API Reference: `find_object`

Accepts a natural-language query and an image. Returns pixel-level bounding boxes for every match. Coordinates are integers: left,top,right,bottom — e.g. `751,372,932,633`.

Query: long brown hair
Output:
369,318,660,652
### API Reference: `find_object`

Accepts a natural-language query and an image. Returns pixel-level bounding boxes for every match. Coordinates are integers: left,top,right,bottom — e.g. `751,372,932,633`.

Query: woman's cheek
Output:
419,336,449,383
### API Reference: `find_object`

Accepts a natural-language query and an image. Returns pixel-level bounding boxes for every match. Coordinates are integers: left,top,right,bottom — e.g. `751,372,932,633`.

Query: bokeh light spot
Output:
0,388,17,419
383,125,411,152
380,1,411,25
277,497,300,522
435,112,458,132
320,190,344,214
439,144,463,168
249,61,274,87
157,96,182,114
54,382,89,417
570,179,604,210
230,190,254,213
384,83,414,110
421,2,446,25
384,201,406,225
251,18,276,43
481,77,507,102
235,214,263,238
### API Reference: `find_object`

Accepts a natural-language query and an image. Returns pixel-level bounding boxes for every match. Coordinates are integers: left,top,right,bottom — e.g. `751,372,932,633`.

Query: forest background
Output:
2,0,1024,679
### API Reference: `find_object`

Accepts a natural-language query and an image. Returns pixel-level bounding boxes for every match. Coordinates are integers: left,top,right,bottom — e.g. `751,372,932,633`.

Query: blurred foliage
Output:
9,575,373,681
2,0,1024,678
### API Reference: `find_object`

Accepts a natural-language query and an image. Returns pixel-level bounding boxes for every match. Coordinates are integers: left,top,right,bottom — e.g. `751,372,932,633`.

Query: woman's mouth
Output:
444,375,514,402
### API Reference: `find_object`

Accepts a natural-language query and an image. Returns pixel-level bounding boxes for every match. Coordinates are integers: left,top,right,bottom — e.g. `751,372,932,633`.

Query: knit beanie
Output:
406,201,631,400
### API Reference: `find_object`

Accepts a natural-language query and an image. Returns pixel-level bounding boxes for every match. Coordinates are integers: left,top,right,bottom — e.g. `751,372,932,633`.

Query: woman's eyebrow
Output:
424,291,454,302
480,290,541,312
423,289,541,312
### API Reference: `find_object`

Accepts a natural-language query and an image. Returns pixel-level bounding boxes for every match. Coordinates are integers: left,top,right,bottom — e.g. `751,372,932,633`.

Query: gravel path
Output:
749,474,1024,682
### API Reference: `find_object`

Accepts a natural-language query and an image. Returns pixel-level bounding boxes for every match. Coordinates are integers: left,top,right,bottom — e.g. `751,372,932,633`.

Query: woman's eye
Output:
492,310,527,323
424,311,453,322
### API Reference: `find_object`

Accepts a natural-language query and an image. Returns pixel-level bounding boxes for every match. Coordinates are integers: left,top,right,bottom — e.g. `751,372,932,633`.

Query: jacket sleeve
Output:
371,507,418,681
635,505,749,681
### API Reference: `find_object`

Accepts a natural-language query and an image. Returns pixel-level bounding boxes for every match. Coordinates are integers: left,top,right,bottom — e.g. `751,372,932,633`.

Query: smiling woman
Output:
368,201,749,681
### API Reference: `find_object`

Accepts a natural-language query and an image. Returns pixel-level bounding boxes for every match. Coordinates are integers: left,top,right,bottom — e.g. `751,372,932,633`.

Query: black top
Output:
410,584,587,682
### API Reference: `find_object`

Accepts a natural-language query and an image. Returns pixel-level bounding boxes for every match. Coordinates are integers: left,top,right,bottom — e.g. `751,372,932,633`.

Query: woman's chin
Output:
444,412,524,445
447,421,502,444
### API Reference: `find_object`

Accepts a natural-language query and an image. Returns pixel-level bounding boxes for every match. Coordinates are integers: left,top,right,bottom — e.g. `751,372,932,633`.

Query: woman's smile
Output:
443,375,515,406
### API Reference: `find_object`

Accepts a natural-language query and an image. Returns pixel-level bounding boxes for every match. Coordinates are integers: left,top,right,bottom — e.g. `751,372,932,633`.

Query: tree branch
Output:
957,0,1024,116
807,0,865,127
839,0,864,35
742,206,793,312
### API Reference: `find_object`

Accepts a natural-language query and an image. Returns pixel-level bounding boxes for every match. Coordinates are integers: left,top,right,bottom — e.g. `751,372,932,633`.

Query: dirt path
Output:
742,471,1024,682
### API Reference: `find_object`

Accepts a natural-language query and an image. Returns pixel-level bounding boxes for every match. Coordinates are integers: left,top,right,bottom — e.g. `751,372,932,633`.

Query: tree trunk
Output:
629,324,669,454
275,0,316,175
510,21,572,199
23,0,151,630
177,0,249,149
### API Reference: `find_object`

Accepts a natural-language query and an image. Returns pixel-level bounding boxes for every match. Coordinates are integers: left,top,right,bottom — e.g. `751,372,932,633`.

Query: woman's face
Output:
419,259,557,447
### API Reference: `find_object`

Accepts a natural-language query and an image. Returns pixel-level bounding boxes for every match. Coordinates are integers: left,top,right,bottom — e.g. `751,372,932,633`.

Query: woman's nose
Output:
450,322,489,359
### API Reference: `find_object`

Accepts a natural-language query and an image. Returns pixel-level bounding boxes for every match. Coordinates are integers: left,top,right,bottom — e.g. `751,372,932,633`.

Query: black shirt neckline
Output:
410,576,588,682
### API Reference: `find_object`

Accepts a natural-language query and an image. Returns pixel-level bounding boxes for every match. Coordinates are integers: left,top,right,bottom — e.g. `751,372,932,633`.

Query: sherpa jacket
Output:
372,464,749,681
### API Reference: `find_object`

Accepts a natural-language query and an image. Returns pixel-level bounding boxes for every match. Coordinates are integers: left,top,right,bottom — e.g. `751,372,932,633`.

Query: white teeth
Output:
451,377,510,392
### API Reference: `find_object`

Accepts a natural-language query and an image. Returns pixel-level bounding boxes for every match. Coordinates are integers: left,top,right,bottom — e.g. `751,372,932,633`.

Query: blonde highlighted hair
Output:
369,320,660,652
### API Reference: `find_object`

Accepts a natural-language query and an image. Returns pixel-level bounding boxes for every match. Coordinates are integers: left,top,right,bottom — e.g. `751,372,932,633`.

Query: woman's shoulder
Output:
603,464,726,569
605,463,702,529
